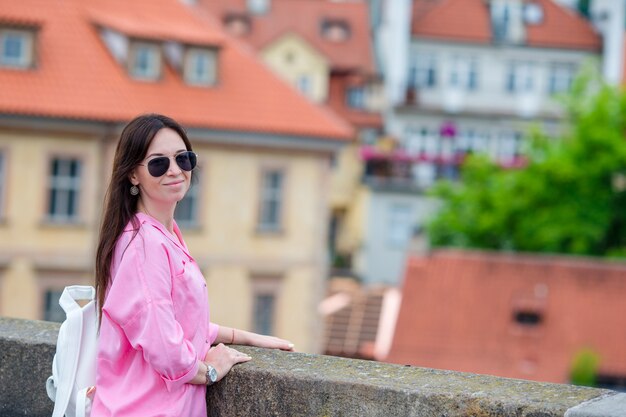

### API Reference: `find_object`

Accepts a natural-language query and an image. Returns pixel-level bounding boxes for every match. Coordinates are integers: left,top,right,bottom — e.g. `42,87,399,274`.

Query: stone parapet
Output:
0,317,624,417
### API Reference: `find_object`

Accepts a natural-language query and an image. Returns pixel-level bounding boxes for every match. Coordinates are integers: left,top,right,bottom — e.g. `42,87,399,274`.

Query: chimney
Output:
591,0,626,85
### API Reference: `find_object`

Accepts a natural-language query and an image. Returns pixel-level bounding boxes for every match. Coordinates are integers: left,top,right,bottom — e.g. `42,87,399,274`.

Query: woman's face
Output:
130,128,191,209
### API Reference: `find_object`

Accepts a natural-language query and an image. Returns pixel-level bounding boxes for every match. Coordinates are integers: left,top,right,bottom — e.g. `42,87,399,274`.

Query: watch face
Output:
209,366,218,382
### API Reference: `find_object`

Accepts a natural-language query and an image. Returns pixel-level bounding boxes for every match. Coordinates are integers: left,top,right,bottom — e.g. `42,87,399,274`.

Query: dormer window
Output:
129,41,161,81
247,0,270,15
321,19,350,42
223,14,251,36
184,47,217,86
0,28,35,69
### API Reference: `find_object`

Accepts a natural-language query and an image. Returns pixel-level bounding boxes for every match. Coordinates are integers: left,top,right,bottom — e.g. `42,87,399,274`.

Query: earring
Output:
130,185,139,196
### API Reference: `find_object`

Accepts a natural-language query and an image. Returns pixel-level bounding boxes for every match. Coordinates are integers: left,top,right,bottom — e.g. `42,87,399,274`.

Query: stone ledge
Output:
0,317,622,417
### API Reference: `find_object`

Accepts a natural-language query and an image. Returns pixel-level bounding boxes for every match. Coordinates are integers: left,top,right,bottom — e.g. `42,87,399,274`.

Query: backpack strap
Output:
76,386,95,417
51,286,95,417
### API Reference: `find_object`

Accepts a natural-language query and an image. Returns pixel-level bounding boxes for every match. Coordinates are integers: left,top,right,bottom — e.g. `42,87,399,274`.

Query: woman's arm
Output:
214,326,295,351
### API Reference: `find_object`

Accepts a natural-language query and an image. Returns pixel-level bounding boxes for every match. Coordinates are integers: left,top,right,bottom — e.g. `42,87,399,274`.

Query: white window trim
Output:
507,61,535,94
46,157,82,223
183,47,217,86
129,41,161,81
0,28,34,69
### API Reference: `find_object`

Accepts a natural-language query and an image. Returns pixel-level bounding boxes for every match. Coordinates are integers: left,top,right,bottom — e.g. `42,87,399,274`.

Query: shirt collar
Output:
133,212,193,259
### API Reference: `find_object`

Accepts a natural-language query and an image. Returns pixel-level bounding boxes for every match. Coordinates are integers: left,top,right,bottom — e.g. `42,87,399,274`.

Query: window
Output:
184,48,217,86
409,53,437,88
247,0,270,14
296,75,311,95
0,29,34,68
130,42,161,80
387,203,413,248
0,152,5,218
47,158,81,223
506,61,534,93
346,86,366,110
44,289,65,322
449,56,478,91
548,63,576,94
174,182,200,228
514,310,543,326
250,275,282,336
321,19,350,42
258,169,284,232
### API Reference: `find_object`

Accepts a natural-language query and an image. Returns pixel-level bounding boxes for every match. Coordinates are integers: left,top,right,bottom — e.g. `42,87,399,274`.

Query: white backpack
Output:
46,285,98,417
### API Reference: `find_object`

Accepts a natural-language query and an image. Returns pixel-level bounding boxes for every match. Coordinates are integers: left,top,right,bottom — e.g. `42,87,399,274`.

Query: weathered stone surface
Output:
206,346,614,417
565,393,626,417
0,317,621,417
0,317,59,417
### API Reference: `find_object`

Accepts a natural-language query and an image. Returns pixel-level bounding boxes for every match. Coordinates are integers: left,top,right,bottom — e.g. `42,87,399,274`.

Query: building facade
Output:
0,0,353,353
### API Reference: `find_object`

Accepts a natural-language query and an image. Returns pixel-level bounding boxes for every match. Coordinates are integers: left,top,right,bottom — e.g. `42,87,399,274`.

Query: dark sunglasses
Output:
141,151,197,177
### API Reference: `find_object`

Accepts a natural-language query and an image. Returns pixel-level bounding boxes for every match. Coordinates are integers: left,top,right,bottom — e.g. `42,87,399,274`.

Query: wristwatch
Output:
205,364,218,386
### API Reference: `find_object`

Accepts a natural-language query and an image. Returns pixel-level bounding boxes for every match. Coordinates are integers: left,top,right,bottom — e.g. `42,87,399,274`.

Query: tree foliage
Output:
427,69,626,257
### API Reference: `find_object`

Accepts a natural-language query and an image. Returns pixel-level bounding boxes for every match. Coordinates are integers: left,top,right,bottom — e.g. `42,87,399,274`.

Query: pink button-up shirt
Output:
92,213,219,417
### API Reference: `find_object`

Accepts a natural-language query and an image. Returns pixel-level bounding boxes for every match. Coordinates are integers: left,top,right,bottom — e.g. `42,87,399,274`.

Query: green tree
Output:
428,69,626,257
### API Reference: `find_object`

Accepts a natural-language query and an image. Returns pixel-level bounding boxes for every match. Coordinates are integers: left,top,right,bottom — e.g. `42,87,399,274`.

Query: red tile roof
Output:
0,0,353,140
387,250,626,383
412,0,492,44
412,0,601,51
525,0,601,50
199,0,376,73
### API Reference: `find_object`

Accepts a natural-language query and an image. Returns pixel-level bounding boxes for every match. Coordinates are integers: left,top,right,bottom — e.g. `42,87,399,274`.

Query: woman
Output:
92,114,293,416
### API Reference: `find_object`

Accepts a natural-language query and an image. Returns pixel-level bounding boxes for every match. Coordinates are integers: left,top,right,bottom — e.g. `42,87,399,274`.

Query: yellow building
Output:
0,0,353,353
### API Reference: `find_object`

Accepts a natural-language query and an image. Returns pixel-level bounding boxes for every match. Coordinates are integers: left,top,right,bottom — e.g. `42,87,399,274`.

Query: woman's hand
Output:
203,343,251,382
244,333,295,351
216,326,295,352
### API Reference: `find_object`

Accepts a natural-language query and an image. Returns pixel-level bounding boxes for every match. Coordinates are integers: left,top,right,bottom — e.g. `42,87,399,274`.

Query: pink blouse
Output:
92,213,219,417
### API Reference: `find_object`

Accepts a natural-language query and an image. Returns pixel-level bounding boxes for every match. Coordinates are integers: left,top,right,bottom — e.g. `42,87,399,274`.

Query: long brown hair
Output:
95,114,193,323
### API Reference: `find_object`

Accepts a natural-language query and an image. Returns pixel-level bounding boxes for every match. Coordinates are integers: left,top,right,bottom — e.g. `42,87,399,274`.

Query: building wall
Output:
0,124,332,353
405,41,598,119
261,33,330,103
0,128,102,320
357,191,438,285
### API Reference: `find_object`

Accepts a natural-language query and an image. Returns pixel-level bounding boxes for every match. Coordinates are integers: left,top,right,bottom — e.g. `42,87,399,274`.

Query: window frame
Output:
506,61,535,94
0,28,34,69
409,52,437,89
129,41,162,81
548,63,576,95
346,86,366,110
449,55,479,91
386,203,414,249
256,167,286,234
249,274,283,336
183,47,218,87
45,156,83,224
174,178,202,229
38,270,92,322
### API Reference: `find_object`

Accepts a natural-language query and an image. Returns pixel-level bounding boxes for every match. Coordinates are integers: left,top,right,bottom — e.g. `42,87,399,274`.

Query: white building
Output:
356,0,603,286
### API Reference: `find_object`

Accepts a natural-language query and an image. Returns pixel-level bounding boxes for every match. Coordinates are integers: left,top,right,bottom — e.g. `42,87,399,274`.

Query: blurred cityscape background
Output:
0,0,625,392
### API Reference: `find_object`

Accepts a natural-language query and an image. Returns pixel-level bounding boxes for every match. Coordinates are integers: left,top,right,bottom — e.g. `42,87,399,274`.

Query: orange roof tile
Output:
412,0,601,51
199,0,375,73
0,0,354,141
525,0,601,51
387,250,626,383
412,0,492,44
